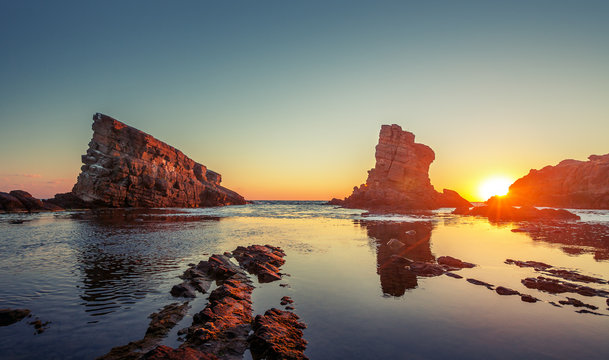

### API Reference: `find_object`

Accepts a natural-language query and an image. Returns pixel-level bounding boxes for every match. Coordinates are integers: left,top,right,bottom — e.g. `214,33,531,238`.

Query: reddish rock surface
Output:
506,153,609,209
71,113,246,208
249,308,308,360
232,245,286,283
335,124,471,211
143,346,217,360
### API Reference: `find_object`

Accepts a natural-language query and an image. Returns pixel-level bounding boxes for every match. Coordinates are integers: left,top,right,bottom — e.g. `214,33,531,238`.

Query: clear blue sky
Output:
1,1,608,200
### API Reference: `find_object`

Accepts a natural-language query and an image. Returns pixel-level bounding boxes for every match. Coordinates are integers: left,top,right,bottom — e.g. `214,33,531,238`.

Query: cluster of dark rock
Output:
0,308,50,334
0,190,64,212
511,223,609,261
99,244,308,360
505,259,609,315
362,220,608,315
453,196,580,221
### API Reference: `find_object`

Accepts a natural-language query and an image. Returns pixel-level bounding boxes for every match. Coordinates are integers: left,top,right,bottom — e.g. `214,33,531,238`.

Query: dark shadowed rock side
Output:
0,190,63,213
330,124,471,211
453,196,580,222
506,153,609,209
65,113,246,208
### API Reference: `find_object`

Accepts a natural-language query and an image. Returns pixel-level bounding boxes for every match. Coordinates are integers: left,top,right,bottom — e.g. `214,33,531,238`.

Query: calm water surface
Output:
1,201,608,359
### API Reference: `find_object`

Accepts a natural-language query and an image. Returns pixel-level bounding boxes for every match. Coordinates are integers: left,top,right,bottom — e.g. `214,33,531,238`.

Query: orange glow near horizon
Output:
478,176,513,202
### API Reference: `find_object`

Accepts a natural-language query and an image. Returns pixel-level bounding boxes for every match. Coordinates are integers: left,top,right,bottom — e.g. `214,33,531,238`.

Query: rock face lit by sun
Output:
479,177,513,201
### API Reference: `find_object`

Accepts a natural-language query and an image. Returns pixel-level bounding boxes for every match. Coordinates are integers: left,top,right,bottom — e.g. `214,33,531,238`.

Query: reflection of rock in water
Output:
513,223,609,261
357,220,434,297
73,209,221,318
70,208,221,226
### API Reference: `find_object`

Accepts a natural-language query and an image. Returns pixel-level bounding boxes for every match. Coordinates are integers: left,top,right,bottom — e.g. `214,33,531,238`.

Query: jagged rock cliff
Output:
334,124,471,211
507,154,609,209
67,113,246,208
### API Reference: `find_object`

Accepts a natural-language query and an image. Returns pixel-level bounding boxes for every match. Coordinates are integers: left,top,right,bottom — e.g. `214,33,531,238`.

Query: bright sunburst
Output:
478,176,513,201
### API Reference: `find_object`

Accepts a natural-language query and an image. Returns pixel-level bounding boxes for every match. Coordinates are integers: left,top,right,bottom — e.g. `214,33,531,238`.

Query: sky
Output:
1,1,608,201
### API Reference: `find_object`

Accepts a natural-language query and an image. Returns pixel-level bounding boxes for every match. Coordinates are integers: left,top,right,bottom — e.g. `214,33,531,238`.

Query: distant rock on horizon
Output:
56,113,246,208
332,124,471,211
506,153,609,209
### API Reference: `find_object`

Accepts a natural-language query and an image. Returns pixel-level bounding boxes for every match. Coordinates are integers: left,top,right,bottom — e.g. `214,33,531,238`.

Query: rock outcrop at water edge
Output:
332,124,471,211
453,196,580,222
506,153,609,209
0,190,62,213
65,113,245,208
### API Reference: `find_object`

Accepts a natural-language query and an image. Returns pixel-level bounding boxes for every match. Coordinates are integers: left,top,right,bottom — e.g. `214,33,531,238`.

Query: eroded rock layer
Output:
507,154,609,209
71,113,246,208
336,124,470,210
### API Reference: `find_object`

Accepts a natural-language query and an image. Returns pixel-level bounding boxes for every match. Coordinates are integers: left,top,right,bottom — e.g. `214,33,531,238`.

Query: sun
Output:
478,176,513,201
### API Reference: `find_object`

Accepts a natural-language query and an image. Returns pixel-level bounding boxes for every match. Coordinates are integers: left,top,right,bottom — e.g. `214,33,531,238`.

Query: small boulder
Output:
0,308,31,326
437,256,475,269
495,286,519,296
520,294,539,303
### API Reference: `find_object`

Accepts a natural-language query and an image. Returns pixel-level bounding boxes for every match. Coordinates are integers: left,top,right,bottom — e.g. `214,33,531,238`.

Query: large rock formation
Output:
333,124,470,211
66,113,246,208
507,154,609,209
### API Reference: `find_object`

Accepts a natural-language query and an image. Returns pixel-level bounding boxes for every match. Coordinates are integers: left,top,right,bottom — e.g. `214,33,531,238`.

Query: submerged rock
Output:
521,276,609,297
280,296,294,306
70,113,246,208
437,256,475,269
520,294,539,303
505,259,552,271
98,302,190,360
495,286,520,296
466,278,494,290
558,297,598,310
334,124,471,211
0,308,31,326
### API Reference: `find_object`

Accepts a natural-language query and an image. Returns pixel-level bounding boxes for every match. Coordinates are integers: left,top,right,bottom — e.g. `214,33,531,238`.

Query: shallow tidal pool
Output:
1,201,608,359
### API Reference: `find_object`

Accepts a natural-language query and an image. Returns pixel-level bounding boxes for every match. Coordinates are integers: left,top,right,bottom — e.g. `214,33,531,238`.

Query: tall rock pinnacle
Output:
334,124,470,211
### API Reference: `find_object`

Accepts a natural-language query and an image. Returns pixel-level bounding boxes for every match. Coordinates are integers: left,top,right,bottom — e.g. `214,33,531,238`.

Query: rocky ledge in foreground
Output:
506,153,609,209
329,124,471,212
452,196,580,222
44,113,245,210
100,245,307,360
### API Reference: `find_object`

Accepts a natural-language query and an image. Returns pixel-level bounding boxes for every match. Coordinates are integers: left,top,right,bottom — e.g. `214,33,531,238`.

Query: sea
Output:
1,201,608,359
